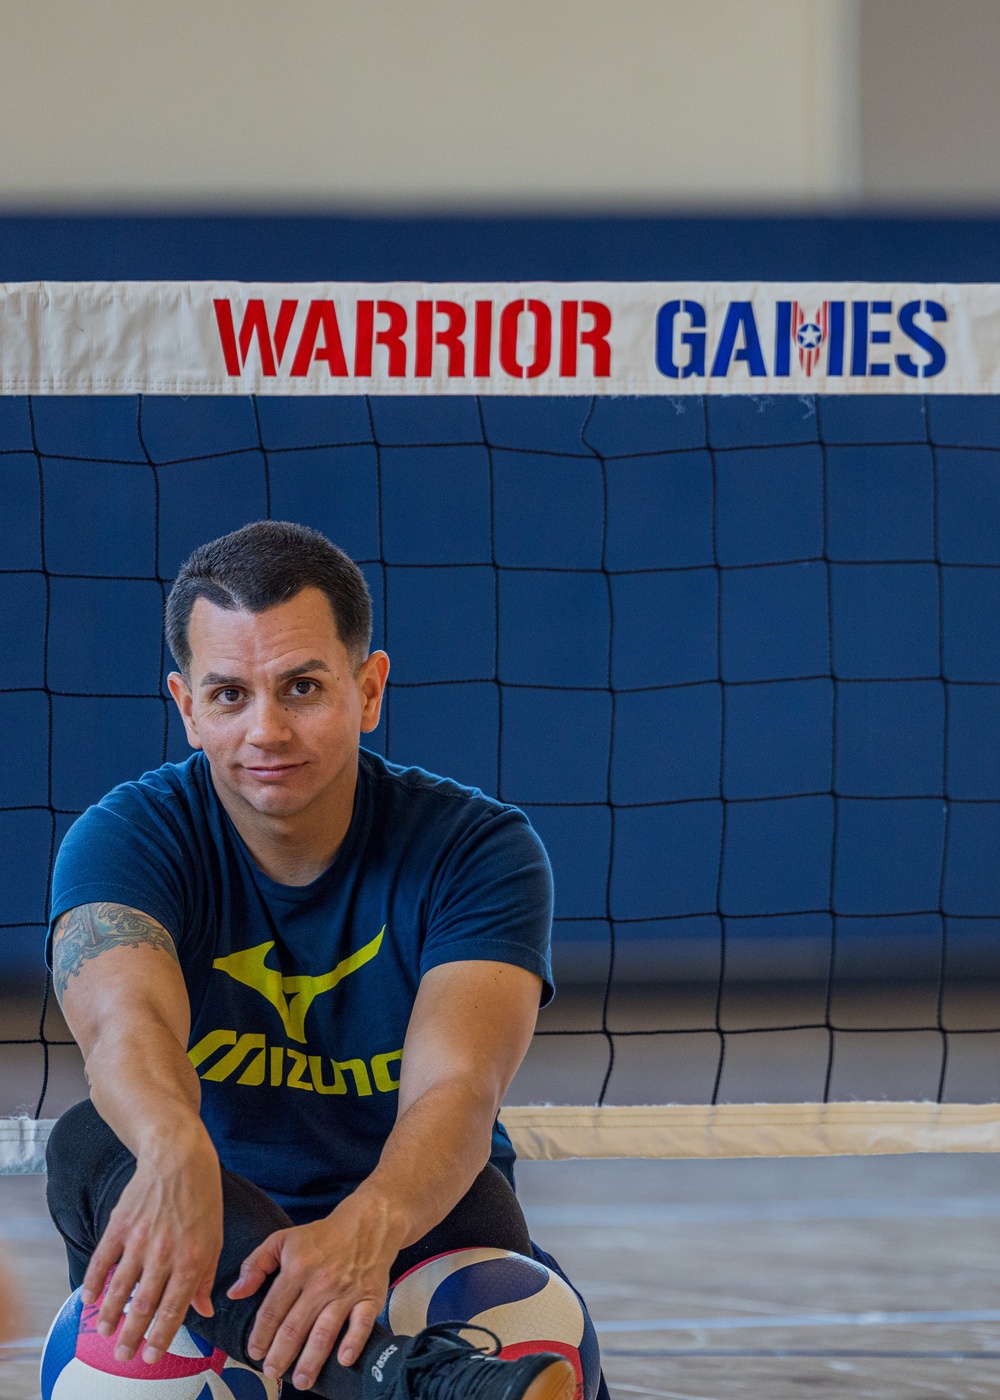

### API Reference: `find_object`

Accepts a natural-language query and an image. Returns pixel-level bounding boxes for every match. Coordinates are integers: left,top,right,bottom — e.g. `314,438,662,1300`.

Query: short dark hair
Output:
165,521,372,675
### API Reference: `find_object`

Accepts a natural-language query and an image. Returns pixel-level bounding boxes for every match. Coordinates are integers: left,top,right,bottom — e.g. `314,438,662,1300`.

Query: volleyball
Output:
386,1249,601,1400
40,1288,280,1400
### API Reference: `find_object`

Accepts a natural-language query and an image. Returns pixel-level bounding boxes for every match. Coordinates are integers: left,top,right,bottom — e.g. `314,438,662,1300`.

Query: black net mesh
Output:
3,390,1000,1119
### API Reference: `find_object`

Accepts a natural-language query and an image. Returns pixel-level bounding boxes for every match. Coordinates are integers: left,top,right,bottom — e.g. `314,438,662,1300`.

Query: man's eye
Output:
219,688,242,704
290,680,315,696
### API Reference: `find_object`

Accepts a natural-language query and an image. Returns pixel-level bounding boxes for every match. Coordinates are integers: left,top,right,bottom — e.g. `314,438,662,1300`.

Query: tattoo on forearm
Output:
53,903,179,1001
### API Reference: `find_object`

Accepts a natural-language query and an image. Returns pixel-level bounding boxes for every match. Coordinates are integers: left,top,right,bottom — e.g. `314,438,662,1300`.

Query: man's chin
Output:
241,787,314,818
223,772,318,819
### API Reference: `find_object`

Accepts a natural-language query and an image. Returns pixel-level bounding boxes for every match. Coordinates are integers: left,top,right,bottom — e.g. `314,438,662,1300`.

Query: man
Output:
45,521,602,1400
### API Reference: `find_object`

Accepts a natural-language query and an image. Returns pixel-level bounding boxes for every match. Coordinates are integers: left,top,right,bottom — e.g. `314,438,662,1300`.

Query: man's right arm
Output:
52,903,224,1367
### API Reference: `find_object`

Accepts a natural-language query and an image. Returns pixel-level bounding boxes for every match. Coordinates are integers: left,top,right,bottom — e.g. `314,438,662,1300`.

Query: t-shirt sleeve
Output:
46,792,190,966
420,805,555,1003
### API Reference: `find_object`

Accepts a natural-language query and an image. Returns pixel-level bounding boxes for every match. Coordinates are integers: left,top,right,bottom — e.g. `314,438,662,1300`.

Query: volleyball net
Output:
4,279,1000,1169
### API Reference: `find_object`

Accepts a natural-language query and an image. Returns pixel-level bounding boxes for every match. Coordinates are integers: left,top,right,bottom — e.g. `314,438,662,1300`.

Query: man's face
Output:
167,587,388,825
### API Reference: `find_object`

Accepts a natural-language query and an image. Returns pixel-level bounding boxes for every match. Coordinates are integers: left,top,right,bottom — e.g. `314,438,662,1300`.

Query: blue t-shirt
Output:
49,749,553,1223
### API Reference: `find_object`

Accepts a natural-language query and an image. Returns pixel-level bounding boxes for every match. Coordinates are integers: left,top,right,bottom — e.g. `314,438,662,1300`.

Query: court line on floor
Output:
609,1385,719,1400
525,1195,1000,1227
593,1309,1000,1332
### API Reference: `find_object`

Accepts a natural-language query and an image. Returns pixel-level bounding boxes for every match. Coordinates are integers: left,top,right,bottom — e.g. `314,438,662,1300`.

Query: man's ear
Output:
359,651,390,733
167,671,203,750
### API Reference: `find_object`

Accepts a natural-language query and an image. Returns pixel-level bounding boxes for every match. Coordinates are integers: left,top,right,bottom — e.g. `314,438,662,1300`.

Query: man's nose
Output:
245,695,293,746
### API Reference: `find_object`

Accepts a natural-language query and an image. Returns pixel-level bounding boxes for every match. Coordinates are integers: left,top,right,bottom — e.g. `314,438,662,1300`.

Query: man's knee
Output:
46,1099,128,1187
46,1099,135,1244
450,1163,531,1252
46,1100,101,1191
391,1163,531,1280
46,1099,100,1169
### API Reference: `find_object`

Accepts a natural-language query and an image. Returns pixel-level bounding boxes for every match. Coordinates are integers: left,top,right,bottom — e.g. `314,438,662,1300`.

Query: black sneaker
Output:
375,1322,576,1400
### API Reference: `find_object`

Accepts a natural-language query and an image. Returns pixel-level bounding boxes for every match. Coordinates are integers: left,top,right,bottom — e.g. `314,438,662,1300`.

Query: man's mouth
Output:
243,763,306,780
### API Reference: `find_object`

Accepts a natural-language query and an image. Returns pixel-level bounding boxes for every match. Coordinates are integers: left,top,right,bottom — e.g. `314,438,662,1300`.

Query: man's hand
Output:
82,1125,224,1366
226,961,542,1392
227,1186,400,1391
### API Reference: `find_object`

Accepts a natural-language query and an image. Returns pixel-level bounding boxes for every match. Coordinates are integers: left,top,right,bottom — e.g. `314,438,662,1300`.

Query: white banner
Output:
0,280,997,395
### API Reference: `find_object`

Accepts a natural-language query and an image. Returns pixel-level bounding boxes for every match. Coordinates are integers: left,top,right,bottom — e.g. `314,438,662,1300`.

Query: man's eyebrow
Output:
200,660,332,688
201,671,243,688
276,660,332,682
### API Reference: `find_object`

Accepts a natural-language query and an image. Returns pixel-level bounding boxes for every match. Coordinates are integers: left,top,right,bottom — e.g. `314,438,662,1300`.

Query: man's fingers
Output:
97,1256,142,1337
247,1272,302,1365
113,1265,170,1360
81,1237,124,1308
243,1233,285,1280
294,1300,358,1391
139,1272,204,1364
337,1299,379,1369
263,1292,342,1388
226,1260,269,1301
228,1232,285,1302
190,1275,216,1319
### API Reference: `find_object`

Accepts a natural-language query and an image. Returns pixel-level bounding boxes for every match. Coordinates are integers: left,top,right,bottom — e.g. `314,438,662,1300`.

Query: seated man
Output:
45,521,603,1400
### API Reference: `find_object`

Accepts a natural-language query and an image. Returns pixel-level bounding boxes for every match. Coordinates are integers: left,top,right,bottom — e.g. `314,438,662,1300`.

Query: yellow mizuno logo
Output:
211,927,385,1043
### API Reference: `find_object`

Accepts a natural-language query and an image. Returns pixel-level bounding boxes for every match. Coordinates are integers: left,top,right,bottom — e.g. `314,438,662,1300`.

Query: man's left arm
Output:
228,959,541,1391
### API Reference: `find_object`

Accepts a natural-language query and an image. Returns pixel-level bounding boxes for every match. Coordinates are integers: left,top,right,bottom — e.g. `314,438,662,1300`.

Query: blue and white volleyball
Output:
40,1287,280,1400
387,1248,600,1400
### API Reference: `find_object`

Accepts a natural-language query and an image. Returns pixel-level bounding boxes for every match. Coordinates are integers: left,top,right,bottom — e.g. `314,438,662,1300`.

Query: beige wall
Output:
860,0,1000,204
10,0,999,212
0,0,858,207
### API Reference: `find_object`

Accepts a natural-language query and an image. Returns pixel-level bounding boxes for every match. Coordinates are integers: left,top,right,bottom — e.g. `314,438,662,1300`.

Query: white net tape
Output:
6,1104,1000,1175
0,1117,52,1174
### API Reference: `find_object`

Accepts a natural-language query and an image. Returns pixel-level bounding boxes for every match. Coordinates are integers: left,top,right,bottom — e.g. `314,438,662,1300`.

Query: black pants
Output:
46,1100,536,1399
